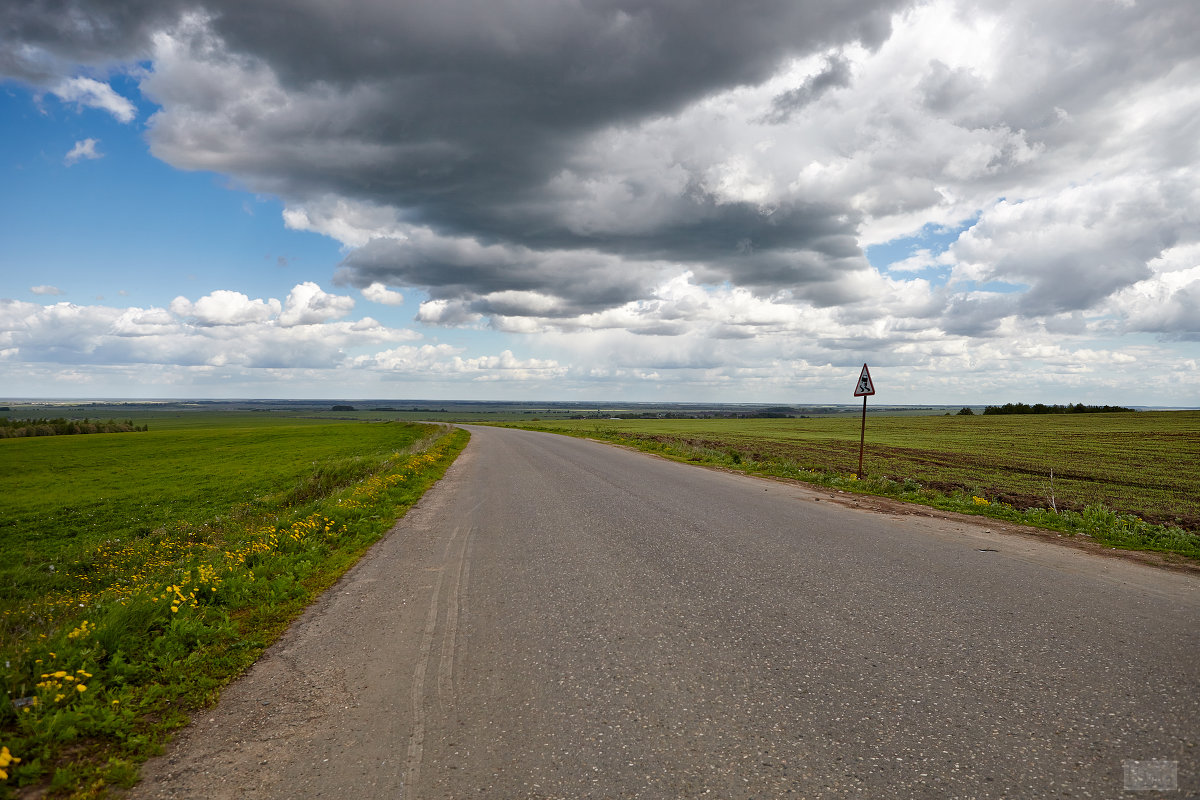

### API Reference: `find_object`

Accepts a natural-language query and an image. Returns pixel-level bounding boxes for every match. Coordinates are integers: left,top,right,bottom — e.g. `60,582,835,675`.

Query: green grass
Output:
0,420,445,602
0,418,468,798
494,412,1200,560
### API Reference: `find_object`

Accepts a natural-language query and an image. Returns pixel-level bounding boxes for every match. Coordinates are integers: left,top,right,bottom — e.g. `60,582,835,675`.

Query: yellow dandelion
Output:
76,684,87,693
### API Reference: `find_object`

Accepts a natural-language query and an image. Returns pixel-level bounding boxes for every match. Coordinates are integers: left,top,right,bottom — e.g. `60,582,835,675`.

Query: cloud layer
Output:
2,0,1198,400
1,286,564,387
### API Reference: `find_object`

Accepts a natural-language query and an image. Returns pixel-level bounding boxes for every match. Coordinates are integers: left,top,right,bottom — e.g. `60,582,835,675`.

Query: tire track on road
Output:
405,519,474,798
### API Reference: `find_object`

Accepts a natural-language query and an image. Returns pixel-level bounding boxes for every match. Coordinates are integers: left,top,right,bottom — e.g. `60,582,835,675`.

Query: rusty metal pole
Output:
857,393,867,477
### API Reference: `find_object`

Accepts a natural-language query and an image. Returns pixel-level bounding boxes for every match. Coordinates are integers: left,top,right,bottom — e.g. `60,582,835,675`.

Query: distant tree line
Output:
0,417,148,438
571,410,802,420
980,403,1136,415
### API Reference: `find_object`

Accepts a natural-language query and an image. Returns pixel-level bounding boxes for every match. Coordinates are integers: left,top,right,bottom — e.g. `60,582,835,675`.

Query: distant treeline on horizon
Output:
0,417,148,438
980,403,1137,415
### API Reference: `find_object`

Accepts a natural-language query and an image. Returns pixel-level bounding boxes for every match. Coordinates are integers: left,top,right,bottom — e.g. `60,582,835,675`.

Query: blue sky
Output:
2,84,337,307
2,0,1198,404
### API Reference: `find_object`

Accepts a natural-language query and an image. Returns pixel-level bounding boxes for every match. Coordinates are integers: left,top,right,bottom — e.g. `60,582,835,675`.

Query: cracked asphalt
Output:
129,424,1199,799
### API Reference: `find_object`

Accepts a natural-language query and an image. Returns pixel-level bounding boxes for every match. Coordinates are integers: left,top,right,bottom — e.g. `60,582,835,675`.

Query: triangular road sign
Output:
853,363,875,397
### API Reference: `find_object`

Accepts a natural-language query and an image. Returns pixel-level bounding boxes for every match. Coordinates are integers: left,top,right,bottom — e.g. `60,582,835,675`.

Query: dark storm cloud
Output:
695,249,869,306
3,0,901,186
2,0,904,308
206,1,898,115
762,54,852,123
202,0,901,246
608,199,862,263
336,233,654,316
0,0,180,81
334,199,871,319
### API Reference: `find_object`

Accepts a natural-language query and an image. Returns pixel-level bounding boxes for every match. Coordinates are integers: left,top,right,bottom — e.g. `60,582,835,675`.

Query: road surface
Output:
131,424,1200,799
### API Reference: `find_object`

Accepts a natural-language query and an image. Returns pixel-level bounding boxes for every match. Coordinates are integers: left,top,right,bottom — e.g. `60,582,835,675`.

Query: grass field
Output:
2,416,417,598
0,415,468,798
498,411,1200,558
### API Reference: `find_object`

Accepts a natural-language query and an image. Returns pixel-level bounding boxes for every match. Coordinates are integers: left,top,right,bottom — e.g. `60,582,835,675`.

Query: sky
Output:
1,0,1198,404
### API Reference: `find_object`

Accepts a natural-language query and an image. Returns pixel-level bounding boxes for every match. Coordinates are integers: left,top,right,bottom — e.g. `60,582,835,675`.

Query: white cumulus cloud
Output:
170,290,281,326
278,282,355,327
361,282,405,306
64,138,102,164
51,77,136,122
1,291,421,372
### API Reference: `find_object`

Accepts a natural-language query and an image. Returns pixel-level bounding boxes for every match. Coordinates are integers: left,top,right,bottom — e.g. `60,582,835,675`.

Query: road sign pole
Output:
852,362,874,478
858,393,867,478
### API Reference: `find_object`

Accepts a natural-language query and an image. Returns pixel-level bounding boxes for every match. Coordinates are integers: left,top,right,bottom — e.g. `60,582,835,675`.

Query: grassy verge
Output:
0,422,469,798
494,419,1200,563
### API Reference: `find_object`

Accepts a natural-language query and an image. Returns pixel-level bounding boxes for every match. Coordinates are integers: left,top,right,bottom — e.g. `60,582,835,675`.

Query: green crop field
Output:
0,414,468,798
2,417,421,591
498,411,1200,557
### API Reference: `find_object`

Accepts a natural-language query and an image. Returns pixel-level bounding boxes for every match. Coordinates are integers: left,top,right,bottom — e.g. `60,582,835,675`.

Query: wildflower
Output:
76,684,87,693
1,745,21,780
68,620,94,639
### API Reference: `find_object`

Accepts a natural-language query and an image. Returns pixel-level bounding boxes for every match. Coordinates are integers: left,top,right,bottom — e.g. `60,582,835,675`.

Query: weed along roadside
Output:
0,421,469,799
493,412,1200,565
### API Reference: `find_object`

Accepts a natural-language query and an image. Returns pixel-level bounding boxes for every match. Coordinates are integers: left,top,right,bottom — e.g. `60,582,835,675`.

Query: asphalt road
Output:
131,424,1200,799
